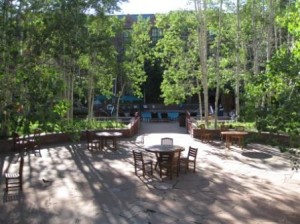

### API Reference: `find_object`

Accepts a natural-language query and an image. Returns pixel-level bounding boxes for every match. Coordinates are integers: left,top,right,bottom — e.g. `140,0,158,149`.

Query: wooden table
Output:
221,131,248,149
145,144,185,154
95,132,122,150
145,145,185,170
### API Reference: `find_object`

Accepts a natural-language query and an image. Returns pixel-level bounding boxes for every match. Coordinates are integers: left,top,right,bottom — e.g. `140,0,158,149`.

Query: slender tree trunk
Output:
87,69,94,120
235,0,241,119
194,0,209,124
214,0,223,128
116,83,126,121
266,0,275,106
196,79,203,120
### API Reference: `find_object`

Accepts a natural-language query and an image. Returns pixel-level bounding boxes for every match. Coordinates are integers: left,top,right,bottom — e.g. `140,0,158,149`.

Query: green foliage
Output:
121,15,152,97
154,11,199,105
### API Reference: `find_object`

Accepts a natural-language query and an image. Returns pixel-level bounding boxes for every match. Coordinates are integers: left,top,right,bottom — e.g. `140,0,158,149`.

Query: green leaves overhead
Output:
121,16,152,97
155,11,199,104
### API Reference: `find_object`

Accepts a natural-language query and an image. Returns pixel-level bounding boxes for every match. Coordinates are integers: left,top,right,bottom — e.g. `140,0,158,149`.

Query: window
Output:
151,27,163,43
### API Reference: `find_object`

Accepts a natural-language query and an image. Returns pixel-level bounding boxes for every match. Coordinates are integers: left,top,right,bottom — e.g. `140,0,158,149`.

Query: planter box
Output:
0,116,140,154
187,117,291,145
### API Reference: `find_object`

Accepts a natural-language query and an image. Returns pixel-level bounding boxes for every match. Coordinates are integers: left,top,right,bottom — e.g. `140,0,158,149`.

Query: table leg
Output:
113,137,117,150
225,135,231,149
239,136,244,149
100,137,104,150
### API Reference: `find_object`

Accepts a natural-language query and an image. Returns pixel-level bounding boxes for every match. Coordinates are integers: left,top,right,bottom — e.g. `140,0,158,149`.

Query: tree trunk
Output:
235,0,241,119
194,0,209,124
87,68,94,120
196,79,203,120
214,0,223,128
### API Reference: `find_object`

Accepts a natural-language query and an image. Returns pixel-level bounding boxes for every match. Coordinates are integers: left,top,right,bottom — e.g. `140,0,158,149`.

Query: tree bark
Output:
214,0,223,128
194,0,209,124
235,0,241,119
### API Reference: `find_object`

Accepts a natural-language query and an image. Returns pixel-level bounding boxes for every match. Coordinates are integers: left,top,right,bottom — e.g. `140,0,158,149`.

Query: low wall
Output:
0,116,141,154
186,116,291,145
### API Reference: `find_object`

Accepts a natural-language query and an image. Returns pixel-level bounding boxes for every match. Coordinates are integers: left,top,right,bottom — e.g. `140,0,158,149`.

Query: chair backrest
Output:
188,146,198,159
160,152,172,163
32,129,42,145
133,150,144,163
220,124,229,131
12,132,21,143
235,126,245,131
33,129,41,138
171,149,181,167
86,130,92,143
199,124,206,129
161,137,173,145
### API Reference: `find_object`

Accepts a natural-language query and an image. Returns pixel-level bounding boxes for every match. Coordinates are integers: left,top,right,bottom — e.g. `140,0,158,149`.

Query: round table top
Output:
95,132,123,137
221,131,248,135
145,144,185,153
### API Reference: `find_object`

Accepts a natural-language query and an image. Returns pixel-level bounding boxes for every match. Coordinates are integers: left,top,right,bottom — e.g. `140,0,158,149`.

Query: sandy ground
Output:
1,122,300,224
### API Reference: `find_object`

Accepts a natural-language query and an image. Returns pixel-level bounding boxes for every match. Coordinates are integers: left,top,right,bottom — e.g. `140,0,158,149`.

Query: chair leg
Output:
150,164,153,176
20,179,23,191
183,160,188,173
142,165,146,177
134,165,137,176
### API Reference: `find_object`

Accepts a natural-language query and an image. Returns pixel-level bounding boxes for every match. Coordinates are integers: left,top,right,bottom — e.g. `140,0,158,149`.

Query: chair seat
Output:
91,139,101,143
5,173,20,179
180,156,194,161
144,160,153,165
5,157,24,192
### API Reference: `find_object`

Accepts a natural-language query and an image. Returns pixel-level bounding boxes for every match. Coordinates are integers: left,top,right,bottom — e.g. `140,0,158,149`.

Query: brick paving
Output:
0,122,300,224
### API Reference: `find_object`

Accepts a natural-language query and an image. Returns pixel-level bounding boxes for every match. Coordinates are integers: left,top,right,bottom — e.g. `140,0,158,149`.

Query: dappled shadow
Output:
3,191,25,203
0,122,299,223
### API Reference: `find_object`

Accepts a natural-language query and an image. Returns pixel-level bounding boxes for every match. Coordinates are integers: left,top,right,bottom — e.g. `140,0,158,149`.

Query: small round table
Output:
145,144,185,153
95,132,122,150
145,145,185,171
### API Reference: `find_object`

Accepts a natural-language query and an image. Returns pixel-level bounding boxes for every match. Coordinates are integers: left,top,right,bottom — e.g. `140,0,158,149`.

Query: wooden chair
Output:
159,149,181,180
231,126,245,147
5,156,24,192
154,137,174,170
132,150,153,177
235,126,245,131
26,129,42,153
220,124,229,140
161,137,173,145
180,146,198,173
12,132,28,153
86,130,101,151
199,124,212,143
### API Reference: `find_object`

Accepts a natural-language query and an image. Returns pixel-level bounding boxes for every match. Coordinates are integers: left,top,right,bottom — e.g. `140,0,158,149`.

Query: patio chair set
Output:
133,137,198,180
196,123,248,149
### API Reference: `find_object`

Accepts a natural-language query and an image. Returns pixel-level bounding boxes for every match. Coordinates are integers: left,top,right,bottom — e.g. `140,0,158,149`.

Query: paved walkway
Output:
1,122,300,224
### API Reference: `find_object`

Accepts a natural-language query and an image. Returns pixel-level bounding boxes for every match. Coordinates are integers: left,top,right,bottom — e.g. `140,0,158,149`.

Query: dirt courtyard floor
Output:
1,122,300,224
